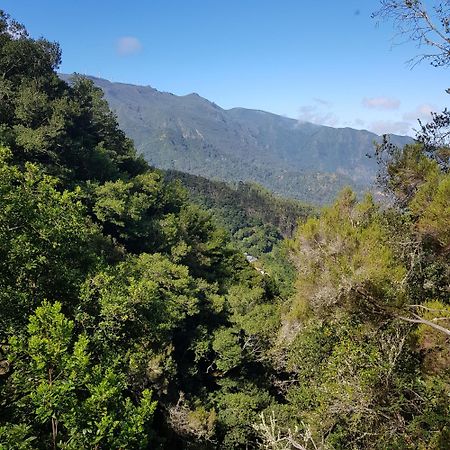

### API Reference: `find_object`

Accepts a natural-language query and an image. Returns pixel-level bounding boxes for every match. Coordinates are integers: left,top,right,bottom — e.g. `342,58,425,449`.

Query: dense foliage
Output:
0,11,283,448
164,170,314,247
0,9,449,450
164,170,314,297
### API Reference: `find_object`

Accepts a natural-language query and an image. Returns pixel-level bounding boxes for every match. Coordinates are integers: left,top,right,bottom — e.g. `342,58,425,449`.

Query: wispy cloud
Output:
403,103,436,122
116,36,142,56
298,104,339,127
313,97,332,106
366,120,411,136
353,100,442,136
362,96,401,110
353,118,365,128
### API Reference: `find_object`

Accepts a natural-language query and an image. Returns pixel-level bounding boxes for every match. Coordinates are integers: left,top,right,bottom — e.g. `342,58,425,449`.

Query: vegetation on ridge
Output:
68,74,411,205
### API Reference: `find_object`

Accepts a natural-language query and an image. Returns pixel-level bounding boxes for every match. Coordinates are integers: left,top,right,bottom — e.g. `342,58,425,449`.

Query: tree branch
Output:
397,313,450,336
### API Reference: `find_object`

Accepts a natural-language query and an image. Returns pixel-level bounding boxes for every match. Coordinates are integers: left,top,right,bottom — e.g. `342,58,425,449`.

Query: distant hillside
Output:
61,74,412,204
164,170,314,255
164,170,313,296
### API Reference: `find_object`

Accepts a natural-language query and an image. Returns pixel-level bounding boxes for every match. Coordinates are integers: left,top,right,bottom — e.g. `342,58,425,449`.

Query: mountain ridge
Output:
60,73,412,203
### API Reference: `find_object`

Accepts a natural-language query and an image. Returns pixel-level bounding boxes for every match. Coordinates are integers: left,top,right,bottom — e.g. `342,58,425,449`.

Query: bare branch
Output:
373,1,450,67
397,313,450,336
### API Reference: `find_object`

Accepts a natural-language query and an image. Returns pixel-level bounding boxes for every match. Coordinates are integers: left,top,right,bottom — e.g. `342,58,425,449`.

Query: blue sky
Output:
4,0,449,136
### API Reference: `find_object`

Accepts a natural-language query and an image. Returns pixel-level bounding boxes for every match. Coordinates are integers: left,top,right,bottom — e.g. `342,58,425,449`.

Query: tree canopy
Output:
0,7,449,450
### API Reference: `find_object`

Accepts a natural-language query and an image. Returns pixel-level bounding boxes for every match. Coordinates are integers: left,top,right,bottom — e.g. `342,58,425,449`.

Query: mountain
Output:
164,169,314,246
61,74,412,204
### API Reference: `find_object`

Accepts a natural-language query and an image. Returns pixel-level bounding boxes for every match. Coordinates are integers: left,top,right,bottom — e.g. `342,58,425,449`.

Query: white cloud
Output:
116,36,142,56
366,120,411,136
297,104,339,127
362,96,401,110
403,103,436,122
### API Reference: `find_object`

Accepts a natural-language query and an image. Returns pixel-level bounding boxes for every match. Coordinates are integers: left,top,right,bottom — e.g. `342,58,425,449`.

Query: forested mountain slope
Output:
60,74,412,204
164,170,314,252
163,171,314,297
1,9,449,450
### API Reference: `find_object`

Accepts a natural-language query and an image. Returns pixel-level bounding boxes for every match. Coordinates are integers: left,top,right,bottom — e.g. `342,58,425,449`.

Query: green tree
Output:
278,188,450,447
0,10,146,185
2,301,156,450
0,148,107,336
